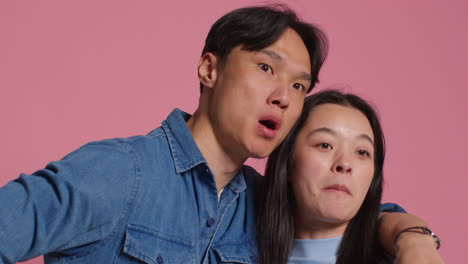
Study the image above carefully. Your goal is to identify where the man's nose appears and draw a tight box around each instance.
[268,80,290,110]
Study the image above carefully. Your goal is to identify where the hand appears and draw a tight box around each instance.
[394,231,445,264]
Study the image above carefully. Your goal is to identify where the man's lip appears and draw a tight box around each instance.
[323,184,351,195]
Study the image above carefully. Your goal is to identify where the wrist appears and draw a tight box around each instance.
[393,226,441,253]
[393,227,440,256]
[394,233,445,264]
[394,231,438,253]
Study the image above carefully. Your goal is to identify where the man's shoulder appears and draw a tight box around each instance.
[87,126,166,150]
[58,125,168,169]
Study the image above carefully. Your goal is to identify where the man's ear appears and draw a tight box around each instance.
[198,52,218,90]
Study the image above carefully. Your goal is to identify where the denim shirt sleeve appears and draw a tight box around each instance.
[0,139,138,263]
[380,202,407,213]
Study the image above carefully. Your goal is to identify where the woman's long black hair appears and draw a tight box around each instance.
[257,90,389,264]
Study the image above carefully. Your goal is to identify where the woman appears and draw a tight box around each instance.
[257,90,391,264]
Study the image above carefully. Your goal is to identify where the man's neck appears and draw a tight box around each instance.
[187,110,246,191]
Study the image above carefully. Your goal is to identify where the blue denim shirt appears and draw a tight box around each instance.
[0,109,404,264]
[0,109,261,264]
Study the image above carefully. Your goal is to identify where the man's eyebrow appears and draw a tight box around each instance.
[260,49,312,81]
[307,127,375,145]
[299,72,312,81]
[260,49,283,61]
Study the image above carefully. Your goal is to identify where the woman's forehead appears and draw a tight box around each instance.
[301,104,374,141]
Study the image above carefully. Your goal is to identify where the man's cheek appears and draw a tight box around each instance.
[283,120,297,135]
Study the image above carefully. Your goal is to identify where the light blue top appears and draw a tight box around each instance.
[288,236,343,264]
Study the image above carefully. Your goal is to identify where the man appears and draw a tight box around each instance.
[0,5,442,264]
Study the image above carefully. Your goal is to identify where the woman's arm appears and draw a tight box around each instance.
[379,212,444,264]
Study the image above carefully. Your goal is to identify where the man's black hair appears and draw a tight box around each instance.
[200,4,328,93]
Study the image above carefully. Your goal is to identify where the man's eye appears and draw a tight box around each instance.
[317,143,332,149]
[292,83,306,92]
[259,63,273,74]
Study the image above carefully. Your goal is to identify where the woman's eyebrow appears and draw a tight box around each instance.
[307,127,374,145]
[357,134,374,145]
[306,127,335,138]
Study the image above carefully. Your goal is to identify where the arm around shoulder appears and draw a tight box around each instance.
[379,210,445,264]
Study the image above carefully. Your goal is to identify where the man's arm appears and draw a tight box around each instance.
[379,212,445,264]
[0,140,136,263]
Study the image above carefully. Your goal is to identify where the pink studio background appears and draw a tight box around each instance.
[0,1,466,263]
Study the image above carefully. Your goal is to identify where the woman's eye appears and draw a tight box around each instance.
[357,150,370,157]
[259,63,273,74]
[292,83,306,92]
[317,143,332,150]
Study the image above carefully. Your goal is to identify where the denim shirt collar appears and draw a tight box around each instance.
[161,109,247,193]
[225,168,247,193]
[162,109,206,174]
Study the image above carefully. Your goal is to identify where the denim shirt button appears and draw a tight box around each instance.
[204,167,210,174]
[206,217,215,227]
[157,255,164,264]
[250,256,258,263]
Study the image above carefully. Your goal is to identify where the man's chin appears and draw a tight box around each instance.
[247,146,275,159]
[243,138,280,159]
[249,153,269,159]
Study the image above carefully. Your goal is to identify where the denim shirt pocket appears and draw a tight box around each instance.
[122,224,194,264]
[212,238,259,264]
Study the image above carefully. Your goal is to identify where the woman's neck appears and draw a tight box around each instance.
[294,213,348,239]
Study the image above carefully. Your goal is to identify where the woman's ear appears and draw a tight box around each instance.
[198,52,218,90]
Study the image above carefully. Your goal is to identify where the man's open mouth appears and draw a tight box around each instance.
[259,119,277,130]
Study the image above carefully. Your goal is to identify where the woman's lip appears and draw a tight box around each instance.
[323,184,351,195]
